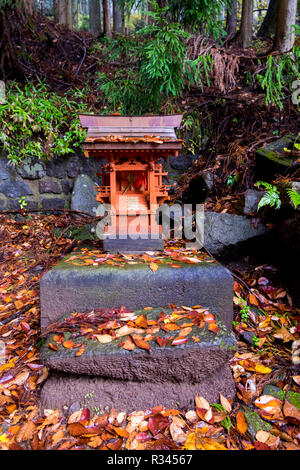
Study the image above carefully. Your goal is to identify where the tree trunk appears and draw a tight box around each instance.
[20,0,34,16]
[274,0,297,51]
[113,0,123,33]
[58,0,67,24]
[257,0,279,38]
[66,0,74,28]
[102,0,112,37]
[226,0,238,38]
[53,0,58,21]
[89,0,101,35]
[236,0,253,48]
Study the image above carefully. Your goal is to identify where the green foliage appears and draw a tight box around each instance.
[96,3,213,114]
[256,181,282,210]
[237,297,251,323]
[256,40,300,110]
[286,188,300,209]
[226,172,238,187]
[0,80,88,165]
[168,0,228,39]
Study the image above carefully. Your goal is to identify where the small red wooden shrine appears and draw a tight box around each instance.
[79,114,183,250]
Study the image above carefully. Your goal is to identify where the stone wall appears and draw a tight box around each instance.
[0,152,106,212]
[0,151,196,212]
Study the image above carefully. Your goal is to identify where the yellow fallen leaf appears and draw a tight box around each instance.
[149,262,159,272]
[184,432,227,451]
[95,334,113,344]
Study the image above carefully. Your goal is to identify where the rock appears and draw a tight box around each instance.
[46,158,67,179]
[0,195,7,210]
[39,180,62,194]
[240,330,256,345]
[8,199,39,211]
[256,134,298,167]
[61,179,73,194]
[169,154,195,171]
[204,211,268,254]
[291,182,300,193]
[40,251,233,331]
[71,174,97,216]
[263,384,285,401]
[42,198,66,210]
[286,391,300,410]
[40,308,237,382]
[0,178,33,198]
[242,406,272,442]
[0,156,12,180]
[203,172,214,191]
[40,365,236,413]
[243,189,263,214]
[16,158,46,180]
[67,155,82,178]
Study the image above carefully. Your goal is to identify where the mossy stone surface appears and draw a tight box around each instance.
[256,134,298,167]
[243,406,272,441]
[40,307,237,383]
[40,251,233,331]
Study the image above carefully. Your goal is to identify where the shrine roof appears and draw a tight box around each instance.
[79,114,183,151]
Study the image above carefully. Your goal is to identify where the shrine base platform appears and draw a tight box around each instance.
[40,365,235,413]
[40,252,233,331]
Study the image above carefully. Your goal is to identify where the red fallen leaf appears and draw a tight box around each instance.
[0,373,14,384]
[156,336,169,347]
[148,413,170,436]
[26,363,44,370]
[254,441,271,450]
[131,335,151,351]
[171,337,189,346]
[48,343,58,351]
[258,277,269,286]
[169,264,182,269]
[80,408,91,423]
[204,313,215,323]
[136,432,152,442]
[149,436,180,450]
[20,321,30,332]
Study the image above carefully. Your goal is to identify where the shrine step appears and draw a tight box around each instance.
[40,308,237,383]
[39,365,236,413]
[40,252,233,331]
[103,236,164,254]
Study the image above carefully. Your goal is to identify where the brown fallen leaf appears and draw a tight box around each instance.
[16,420,37,443]
[283,400,300,423]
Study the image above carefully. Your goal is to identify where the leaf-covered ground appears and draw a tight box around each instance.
[0,214,299,451]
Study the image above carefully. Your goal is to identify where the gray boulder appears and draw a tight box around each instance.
[71,174,97,216]
[243,189,263,214]
[204,211,268,254]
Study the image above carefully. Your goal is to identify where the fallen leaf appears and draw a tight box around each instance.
[236,410,248,435]
[95,334,113,344]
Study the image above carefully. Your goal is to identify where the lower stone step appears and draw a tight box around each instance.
[40,249,233,331]
[40,365,235,413]
[40,308,237,384]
